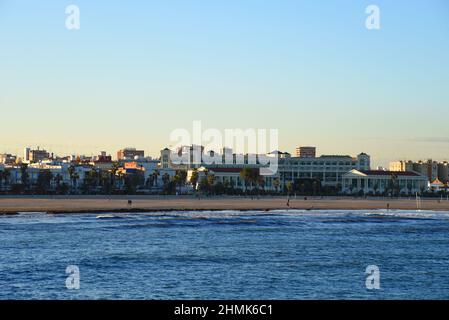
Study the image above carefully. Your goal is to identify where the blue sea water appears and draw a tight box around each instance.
[0,209,449,300]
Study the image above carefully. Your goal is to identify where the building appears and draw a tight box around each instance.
[342,169,428,195]
[0,153,17,165]
[161,146,370,191]
[438,162,449,184]
[390,159,441,182]
[28,147,50,163]
[278,152,371,189]
[389,160,413,172]
[295,146,316,158]
[117,148,145,161]
[91,152,113,170]
[430,178,446,193]
[160,148,172,169]
[187,166,280,191]
[24,147,30,162]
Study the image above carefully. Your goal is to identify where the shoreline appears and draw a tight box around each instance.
[1,195,449,215]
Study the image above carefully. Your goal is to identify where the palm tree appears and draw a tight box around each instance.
[273,178,280,194]
[174,170,187,194]
[36,170,53,194]
[117,171,125,190]
[285,181,293,196]
[207,173,215,188]
[20,164,29,190]
[53,173,63,191]
[190,168,199,190]
[162,172,170,188]
[257,176,265,196]
[152,169,160,187]
[110,162,120,190]
[240,168,257,192]
[0,169,10,191]
[67,165,79,192]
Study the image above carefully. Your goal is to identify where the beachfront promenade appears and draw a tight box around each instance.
[1,195,449,214]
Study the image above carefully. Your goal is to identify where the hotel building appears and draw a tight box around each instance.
[278,152,371,189]
[342,169,429,195]
[162,146,370,191]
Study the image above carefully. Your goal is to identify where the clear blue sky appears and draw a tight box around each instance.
[0,0,448,166]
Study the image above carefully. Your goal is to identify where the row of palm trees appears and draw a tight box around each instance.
[1,164,284,195]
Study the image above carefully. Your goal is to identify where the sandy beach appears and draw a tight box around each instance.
[1,195,449,214]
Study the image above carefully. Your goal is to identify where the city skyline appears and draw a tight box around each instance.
[1,143,449,168]
[1,0,449,167]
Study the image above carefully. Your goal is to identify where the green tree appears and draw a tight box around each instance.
[0,168,11,191]
[82,169,99,194]
[240,168,260,192]
[198,177,210,193]
[206,173,216,194]
[124,171,144,194]
[20,163,29,189]
[68,165,79,192]
[190,168,199,189]
[36,170,53,194]
[54,173,63,189]
[161,173,171,194]
[151,169,160,188]
[285,181,293,196]
[110,162,120,190]
[174,170,187,194]
[273,178,280,194]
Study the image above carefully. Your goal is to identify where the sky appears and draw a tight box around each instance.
[0,0,448,166]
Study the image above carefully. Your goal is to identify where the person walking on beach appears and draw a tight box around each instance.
[287,197,290,207]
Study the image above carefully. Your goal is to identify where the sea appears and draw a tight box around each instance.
[1,209,448,299]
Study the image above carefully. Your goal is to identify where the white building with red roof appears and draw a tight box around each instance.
[342,169,429,195]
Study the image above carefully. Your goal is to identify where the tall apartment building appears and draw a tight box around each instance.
[25,147,50,163]
[438,162,449,183]
[390,160,439,182]
[295,146,316,158]
[117,148,145,161]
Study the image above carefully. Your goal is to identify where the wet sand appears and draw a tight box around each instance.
[1,195,449,214]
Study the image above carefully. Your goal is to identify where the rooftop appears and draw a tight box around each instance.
[360,170,421,177]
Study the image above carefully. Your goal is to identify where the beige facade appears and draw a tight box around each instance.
[390,159,445,182]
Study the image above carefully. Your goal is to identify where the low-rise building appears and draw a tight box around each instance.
[342,169,428,195]
[0,153,17,165]
[188,166,280,191]
[117,148,145,161]
[295,146,316,158]
[430,178,446,193]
